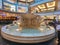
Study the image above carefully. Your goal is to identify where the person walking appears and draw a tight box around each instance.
[56,24,60,42]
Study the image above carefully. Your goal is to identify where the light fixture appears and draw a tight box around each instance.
[46,1,55,8]
[38,4,46,9]
[48,7,55,10]
[41,9,47,11]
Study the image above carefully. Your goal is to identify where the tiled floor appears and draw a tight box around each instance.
[0,25,58,45]
[0,36,58,45]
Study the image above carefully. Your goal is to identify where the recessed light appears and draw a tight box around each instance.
[38,4,46,9]
[46,1,55,8]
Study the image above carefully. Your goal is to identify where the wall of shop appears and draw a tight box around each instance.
[0,0,28,13]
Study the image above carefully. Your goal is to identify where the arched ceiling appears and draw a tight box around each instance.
[30,1,56,13]
[17,0,60,14]
[2,0,60,15]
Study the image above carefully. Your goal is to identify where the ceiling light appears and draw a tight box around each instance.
[38,4,46,9]
[41,9,47,11]
[48,7,55,10]
[46,1,55,8]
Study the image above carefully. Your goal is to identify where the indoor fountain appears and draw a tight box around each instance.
[1,14,55,43]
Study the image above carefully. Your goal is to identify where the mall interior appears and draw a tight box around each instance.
[0,0,60,45]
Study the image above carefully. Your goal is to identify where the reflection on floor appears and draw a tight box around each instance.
[0,25,58,45]
[0,37,58,45]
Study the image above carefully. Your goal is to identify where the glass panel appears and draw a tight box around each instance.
[3,2,16,12]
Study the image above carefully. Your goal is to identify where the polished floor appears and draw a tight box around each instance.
[0,25,59,45]
[0,37,58,45]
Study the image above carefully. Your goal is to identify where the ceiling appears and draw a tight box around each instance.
[30,1,56,13]
[3,0,60,14]
[17,0,60,14]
